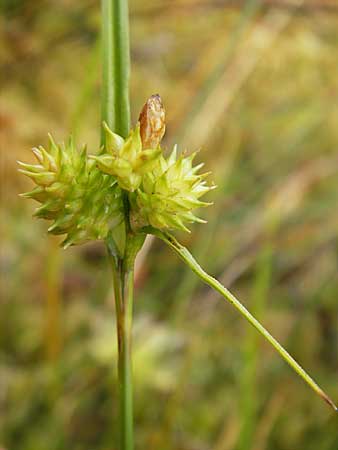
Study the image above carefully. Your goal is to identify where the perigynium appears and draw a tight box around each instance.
[91,122,161,192]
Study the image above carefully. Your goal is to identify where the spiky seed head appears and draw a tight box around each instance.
[19,136,124,249]
[130,147,215,232]
[90,123,162,192]
[90,95,166,192]
[20,95,214,247]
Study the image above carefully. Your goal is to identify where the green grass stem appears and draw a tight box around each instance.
[101,0,133,448]
[150,228,337,412]
[101,0,130,141]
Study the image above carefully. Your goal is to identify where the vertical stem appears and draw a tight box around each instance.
[107,250,134,450]
[101,0,132,448]
[101,0,115,136]
[119,266,134,450]
[112,0,131,138]
[101,0,130,140]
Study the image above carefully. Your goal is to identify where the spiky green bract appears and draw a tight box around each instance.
[130,147,214,232]
[19,135,124,249]
[90,123,161,192]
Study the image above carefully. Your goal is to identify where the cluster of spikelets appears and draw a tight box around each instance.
[18,136,124,248]
[94,124,214,232]
[129,147,212,231]
[19,95,214,248]
[90,123,161,192]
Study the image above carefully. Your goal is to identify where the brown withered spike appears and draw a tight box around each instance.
[138,94,166,149]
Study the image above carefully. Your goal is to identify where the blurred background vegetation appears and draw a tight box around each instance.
[1,1,338,449]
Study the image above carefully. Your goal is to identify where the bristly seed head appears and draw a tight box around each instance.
[18,136,124,248]
[129,146,215,232]
[19,94,214,249]
[90,122,162,192]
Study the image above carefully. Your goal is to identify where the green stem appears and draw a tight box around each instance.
[107,248,134,450]
[150,228,337,412]
[112,0,131,138]
[101,0,130,140]
[101,0,133,448]
[107,231,144,450]
[119,266,134,450]
[101,0,114,137]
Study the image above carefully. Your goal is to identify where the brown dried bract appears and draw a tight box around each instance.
[138,94,165,149]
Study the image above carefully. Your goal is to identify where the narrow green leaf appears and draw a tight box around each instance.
[150,228,337,412]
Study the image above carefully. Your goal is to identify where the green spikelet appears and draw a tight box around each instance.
[19,135,124,249]
[130,146,215,232]
[90,123,161,192]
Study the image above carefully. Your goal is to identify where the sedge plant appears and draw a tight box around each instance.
[18,0,337,449]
